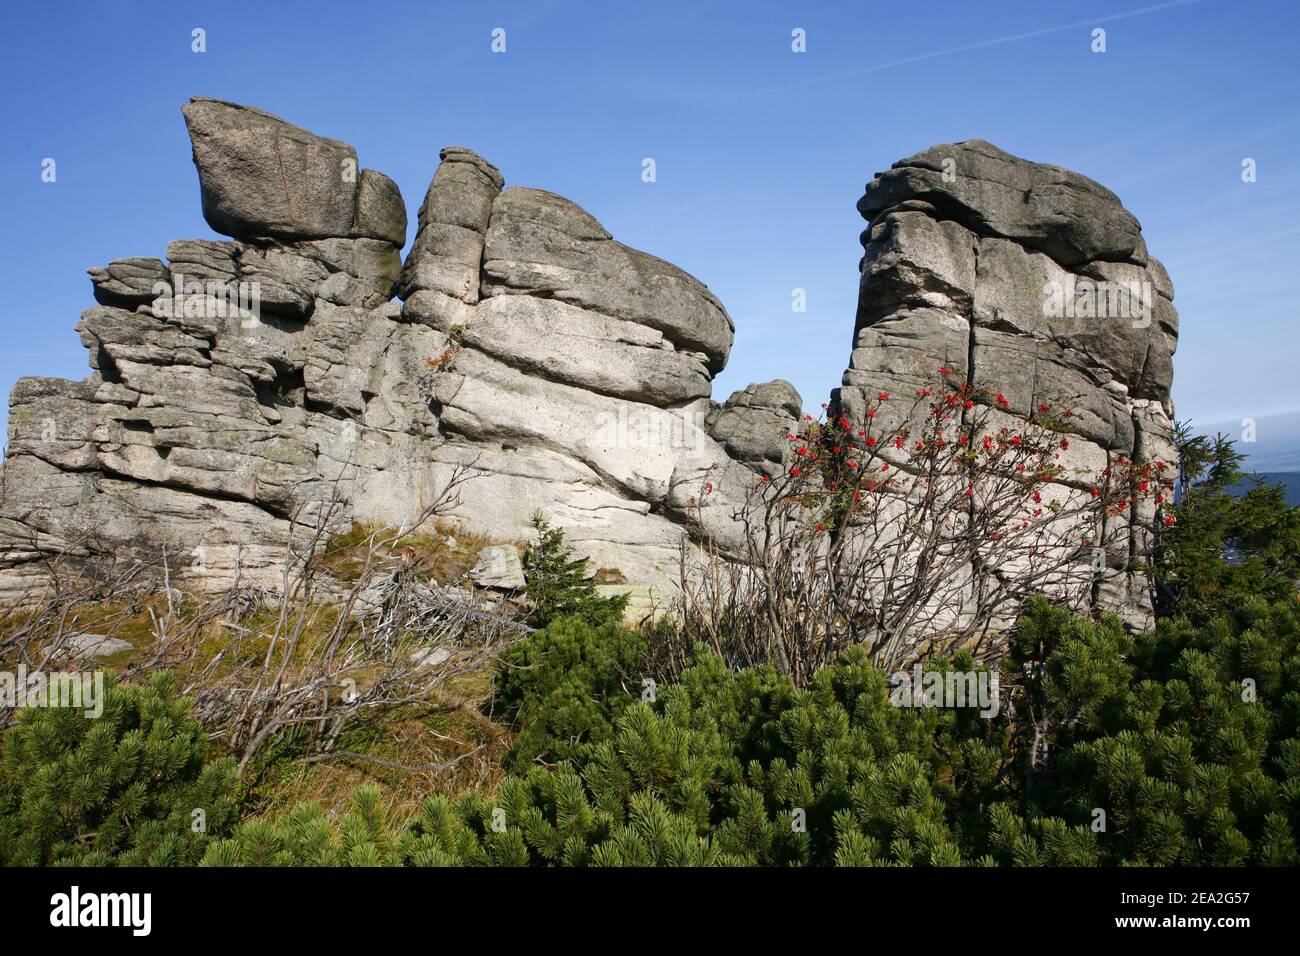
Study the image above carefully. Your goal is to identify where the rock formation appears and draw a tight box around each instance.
[0,98,776,608]
[0,104,1176,629]
[705,381,803,476]
[836,140,1178,626]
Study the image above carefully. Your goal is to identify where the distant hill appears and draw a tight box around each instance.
[1195,410,1300,474]
[1227,472,1300,507]
[1191,410,1300,506]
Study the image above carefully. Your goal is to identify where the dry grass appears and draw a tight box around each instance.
[245,668,512,821]
[316,519,509,587]
[0,592,159,671]
[0,467,540,829]
[1,577,518,821]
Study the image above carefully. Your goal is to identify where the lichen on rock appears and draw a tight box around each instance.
[0,109,1176,631]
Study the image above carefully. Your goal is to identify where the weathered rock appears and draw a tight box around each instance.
[705,380,802,474]
[295,237,402,308]
[182,98,358,241]
[410,645,452,668]
[482,187,734,372]
[470,545,525,590]
[234,244,330,318]
[457,295,712,404]
[839,139,1178,627]
[858,140,1142,267]
[0,103,1179,634]
[88,258,169,309]
[45,632,133,662]
[165,239,239,281]
[399,146,502,305]
[353,169,407,245]
[181,97,406,247]
[6,377,101,471]
[0,97,743,606]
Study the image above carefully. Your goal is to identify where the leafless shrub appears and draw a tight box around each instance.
[0,549,153,726]
[2,460,529,777]
[672,372,1172,684]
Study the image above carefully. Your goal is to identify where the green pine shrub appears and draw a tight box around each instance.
[0,672,240,866]
[494,616,649,768]
[1009,594,1300,865]
[201,784,400,866]
[522,514,628,628]
[201,596,1300,866]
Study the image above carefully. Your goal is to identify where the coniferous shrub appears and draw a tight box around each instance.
[494,616,649,768]
[1157,425,1300,622]
[1010,595,1300,865]
[202,598,1300,866]
[0,672,240,866]
[522,514,628,628]
[201,784,398,866]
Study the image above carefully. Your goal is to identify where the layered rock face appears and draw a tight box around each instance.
[835,140,1178,626]
[0,98,782,606]
[0,107,1176,629]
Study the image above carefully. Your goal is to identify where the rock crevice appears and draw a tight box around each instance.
[1,110,1176,628]
[837,139,1177,626]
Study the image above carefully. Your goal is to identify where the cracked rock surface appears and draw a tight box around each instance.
[0,112,1176,627]
[837,139,1178,627]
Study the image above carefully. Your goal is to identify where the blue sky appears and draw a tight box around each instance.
[2,0,1298,447]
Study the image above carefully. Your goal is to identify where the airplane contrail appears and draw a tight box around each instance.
[726,0,1207,103]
